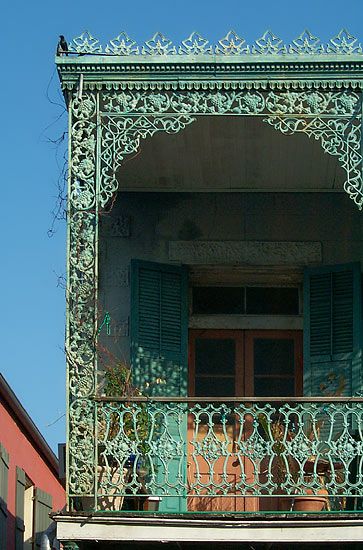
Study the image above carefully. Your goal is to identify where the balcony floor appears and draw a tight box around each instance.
[54,511,363,545]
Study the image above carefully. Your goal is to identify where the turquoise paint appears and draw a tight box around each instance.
[130,260,188,512]
[303,262,363,397]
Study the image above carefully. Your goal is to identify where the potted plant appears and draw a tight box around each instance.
[257,413,336,512]
[292,461,328,512]
[293,456,345,512]
[257,412,297,510]
[100,358,168,512]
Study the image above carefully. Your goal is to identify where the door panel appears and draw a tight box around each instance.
[188,331,247,511]
[189,330,243,396]
[245,330,302,511]
[245,330,303,396]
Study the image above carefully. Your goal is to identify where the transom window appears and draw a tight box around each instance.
[192,286,300,315]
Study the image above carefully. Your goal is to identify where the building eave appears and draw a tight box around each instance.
[56,54,363,92]
[0,373,60,477]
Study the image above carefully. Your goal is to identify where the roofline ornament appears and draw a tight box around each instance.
[66,29,363,56]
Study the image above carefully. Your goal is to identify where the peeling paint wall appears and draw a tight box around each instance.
[98,191,363,361]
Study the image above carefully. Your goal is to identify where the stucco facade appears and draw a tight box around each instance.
[0,375,65,549]
[99,191,363,363]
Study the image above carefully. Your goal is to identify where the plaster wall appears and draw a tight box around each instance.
[0,400,65,550]
[98,191,363,361]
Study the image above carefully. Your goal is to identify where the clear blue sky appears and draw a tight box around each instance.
[1,0,362,453]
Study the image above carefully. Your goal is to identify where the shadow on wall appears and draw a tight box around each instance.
[131,344,188,397]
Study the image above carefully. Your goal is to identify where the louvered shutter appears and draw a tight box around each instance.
[15,467,25,550]
[131,260,188,513]
[34,489,52,548]
[131,260,188,397]
[303,263,362,397]
[0,443,9,550]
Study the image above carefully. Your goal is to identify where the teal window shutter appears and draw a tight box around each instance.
[131,260,188,397]
[34,488,52,549]
[0,443,9,550]
[303,263,362,397]
[131,260,188,513]
[15,467,26,550]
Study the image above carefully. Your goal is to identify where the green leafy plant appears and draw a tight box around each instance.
[101,361,150,451]
[257,413,298,486]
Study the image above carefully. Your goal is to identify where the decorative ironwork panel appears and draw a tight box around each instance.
[79,399,363,513]
[99,89,363,209]
[67,93,99,498]
[97,402,186,499]
[66,84,363,506]
[100,113,196,208]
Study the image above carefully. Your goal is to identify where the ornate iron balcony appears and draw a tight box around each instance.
[71,397,363,514]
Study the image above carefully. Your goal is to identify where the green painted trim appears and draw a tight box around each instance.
[303,262,363,396]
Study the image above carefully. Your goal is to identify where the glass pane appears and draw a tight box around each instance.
[254,339,295,376]
[254,377,295,397]
[193,287,244,314]
[195,339,235,376]
[195,376,235,397]
[246,287,299,315]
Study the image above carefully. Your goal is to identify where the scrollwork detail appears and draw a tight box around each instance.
[179,32,213,55]
[105,32,139,55]
[100,114,196,207]
[100,88,363,209]
[327,29,363,55]
[215,30,249,55]
[67,92,98,499]
[289,30,323,55]
[69,31,102,54]
[265,91,359,116]
[142,32,177,55]
[68,399,95,495]
[264,114,363,208]
[252,30,287,55]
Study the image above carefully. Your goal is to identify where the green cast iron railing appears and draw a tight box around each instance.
[75,397,363,514]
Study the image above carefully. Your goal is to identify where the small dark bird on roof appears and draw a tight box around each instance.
[57,35,68,56]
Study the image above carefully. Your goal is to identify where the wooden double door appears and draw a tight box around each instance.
[189,329,302,398]
[187,329,302,511]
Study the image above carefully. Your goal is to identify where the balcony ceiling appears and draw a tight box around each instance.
[117,116,344,193]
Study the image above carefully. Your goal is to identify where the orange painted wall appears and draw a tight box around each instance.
[0,400,65,549]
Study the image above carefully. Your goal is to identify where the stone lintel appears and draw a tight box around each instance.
[169,240,322,265]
